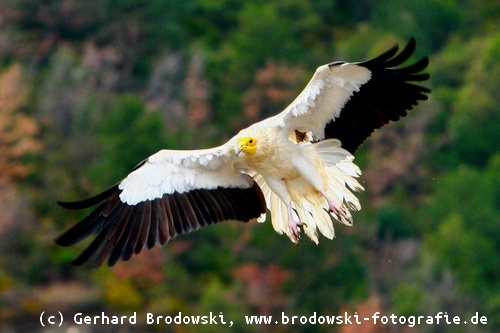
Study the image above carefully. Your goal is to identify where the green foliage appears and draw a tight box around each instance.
[372,0,466,53]
[99,271,145,311]
[204,0,326,126]
[376,203,416,240]
[448,34,500,168]
[426,33,500,175]
[87,94,168,187]
[195,277,252,333]
[391,283,425,316]
[420,156,500,325]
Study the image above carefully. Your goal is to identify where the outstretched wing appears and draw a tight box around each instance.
[273,38,430,152]
[55,144,266,267]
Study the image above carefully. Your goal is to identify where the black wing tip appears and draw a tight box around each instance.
[54,234,73,247]
[417,56,429,70]
[55,187,122,243]
[322,36,430,153]
[69,253,105,268]
[56,182,267,268]
[360,44,399,67]
[360,37,425,70]
[392,36,417,57]
[57,200,83,210]
[406,36,417,51]
[54,226,92,247]
[57,185,120,210]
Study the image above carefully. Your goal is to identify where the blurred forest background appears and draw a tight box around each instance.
[0,0,499,332]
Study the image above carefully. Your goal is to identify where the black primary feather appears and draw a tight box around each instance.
[55,182,266,267]
[323,37,431,153]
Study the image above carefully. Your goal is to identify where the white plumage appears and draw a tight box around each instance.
[118,146,245,204]
[56,38,430,266]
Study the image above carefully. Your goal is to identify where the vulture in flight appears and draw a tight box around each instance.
[56,38,430,267]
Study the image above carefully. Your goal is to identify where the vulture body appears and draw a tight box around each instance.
[56,38,430,267]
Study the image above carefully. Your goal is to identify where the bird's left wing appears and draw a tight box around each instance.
[272,38,430,152]
[55,143,266,267]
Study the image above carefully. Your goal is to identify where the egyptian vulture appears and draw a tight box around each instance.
[56,38,430,267]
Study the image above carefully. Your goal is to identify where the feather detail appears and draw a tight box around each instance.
[246,138,363,244]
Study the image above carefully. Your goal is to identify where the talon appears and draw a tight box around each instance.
[289,220,304,244]
[329,203,348,219]
[320,190,349,220]
[287,203,305,244]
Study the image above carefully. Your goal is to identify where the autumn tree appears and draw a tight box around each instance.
[0,64,41,184]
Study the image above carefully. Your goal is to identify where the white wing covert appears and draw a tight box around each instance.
[55,143,266,267]
[273,63,371,141]
[119,145,252,205]
[270,38,430,153]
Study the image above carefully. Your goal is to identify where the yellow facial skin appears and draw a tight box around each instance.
[237,136,257,156]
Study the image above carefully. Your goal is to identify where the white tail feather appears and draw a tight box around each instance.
[245,139,363,243]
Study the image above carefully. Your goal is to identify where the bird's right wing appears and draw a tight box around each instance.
[55,143,266,267]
